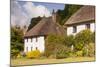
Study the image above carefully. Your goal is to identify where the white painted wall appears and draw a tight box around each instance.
[90,23,95,32]
[67,23,95,35]
[24,36,45,53]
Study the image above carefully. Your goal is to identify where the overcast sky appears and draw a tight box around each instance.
[11,0,65,27]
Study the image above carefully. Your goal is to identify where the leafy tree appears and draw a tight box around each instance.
[27,16,42,31]
[11,26,24,58]
[57,4,82,25]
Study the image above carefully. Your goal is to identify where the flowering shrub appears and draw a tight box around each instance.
[26,50,41,59]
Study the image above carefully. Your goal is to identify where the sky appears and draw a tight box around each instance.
[11,0,65,27]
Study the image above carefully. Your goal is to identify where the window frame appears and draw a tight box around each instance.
[31,46,33,51]
[31,38,32,42]
[26,38,28,42]
[86,23,90,29]
[73,26,77,33]
[26,47,28,52]
[36,37,38,42]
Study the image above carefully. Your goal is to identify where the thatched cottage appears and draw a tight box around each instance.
[24,10,65,53]
[64,5,95,35]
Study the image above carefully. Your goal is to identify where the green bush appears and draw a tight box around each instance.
[11,49,19,58]
[76,51,83,57]
[26,50,41,59]
[44,30,95,58]
[17,53,22,58]
[69,52,77,57]
[75,42,84,51]
[48,54,56,59]
[45,34,65,57]
[90,32,95,43]
[82,47,88,57]
[64,35,75,47]
[55,44,70,59]
[88,43,95,57]
[75,29,92,45]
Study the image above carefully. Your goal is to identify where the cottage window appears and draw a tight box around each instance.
[86,24,90,29]
[36,47,38,50]
[36,37,38,42]
[26,38,28,42]
[26,47,28,52]
[31,38,32,42]
[73,26,77,33]
[31,47,33,51]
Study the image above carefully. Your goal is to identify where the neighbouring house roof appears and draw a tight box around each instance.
[64,5,95,26]
[24,17,66,38]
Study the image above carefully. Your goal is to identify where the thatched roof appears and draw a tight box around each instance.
[64,5,95,26]
[24,17,66,37]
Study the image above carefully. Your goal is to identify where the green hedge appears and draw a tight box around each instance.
[44,29,95,58]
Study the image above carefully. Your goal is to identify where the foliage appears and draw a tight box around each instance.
[75,29,92,45]
[45,34,74,58]
[82,47,88,56]
[90,32,95,43]
[74,30,95,57]
[45,31,95,58]
[17,53,22,58]
[64,35,75,47]
[26,50,41,59]
[88,43,95,57]
[57,4,82,25]
[75,42,84,51]
[45,34,65,57]
[27,16,42,31]
[69,52,77,57]
[76,51,83,57]
[11,49,19,58]
[11,26,24,58]
[55,44,70,59]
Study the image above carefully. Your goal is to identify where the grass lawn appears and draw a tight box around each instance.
[11,57,95,66]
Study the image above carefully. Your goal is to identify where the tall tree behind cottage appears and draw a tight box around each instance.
[27,5,82,31]
[27,16,42,31]
[57,4,82,25]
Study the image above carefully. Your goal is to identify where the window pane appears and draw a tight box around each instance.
[73,26,77,33]
[31,38,32,42]
[36,37,38,42]
[26,47,28,52]
[86,24,90,29]
[31,47,33,51]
